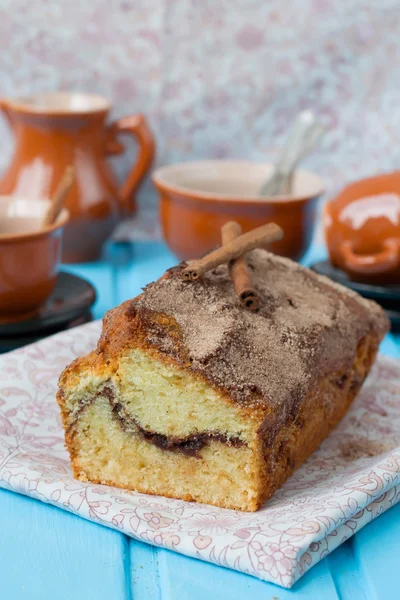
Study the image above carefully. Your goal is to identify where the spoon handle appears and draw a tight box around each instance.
[275,110,321,175]
[260,111,324,196]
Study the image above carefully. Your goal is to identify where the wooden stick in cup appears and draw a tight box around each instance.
[221,221,260,311]
[43,166,75,227]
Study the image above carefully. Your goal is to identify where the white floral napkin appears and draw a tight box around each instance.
[0,321,399,589]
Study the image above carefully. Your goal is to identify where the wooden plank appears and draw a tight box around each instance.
[110,242,177,304]
[379,333,400,358]
[390,332,400,353]
[0,488,129,600]
[130,541,162,600]
[63,261,116,320]
[328,542,368,600]
[351,502,400,600]
[129,541,341,600]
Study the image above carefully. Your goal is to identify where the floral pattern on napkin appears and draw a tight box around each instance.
[0,321,399,588]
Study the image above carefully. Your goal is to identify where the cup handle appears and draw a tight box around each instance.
[105,114,155,215]
[340,238,400,274]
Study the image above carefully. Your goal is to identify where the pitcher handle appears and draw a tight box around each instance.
[340,239,400,274]
[105,114,155,215]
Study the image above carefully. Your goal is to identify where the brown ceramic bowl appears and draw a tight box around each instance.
[153,160,324,261]
[0,198,68,322]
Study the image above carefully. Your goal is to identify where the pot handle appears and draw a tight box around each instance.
[105,114,155,215]
[340,238,400,274]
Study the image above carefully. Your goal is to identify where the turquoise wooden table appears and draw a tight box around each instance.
[1,240,399,600]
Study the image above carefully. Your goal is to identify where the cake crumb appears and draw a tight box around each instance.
[340,438,398,461]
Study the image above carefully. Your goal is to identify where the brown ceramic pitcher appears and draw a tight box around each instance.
[0,92,155,262]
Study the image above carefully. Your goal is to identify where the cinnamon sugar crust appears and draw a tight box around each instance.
[94,250,388,422]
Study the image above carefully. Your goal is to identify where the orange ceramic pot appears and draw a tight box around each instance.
[0,198,68,322]
[153,161,324,261]
[0,92,155,263]
[325,172,400,283]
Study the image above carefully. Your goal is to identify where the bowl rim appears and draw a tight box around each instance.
[152,160,325,203]
[1,92,111,116]
[0,201,69,243]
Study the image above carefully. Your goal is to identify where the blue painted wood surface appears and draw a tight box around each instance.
[1,241,399,600]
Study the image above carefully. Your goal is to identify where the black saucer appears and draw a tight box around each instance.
[311,261,400,301]
[0,272,96,337]
[311,261,400,330]
[0,310,93,353]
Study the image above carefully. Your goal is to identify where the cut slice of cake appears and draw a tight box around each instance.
[57,250,389,511]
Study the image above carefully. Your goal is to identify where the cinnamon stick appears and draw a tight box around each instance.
[181,222,283,280]
[43,166,75,227]
[221,221,260,311]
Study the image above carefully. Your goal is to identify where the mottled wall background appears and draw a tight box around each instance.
[1,0,400,238]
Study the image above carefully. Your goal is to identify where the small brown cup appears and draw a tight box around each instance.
[153,160,324,261]
[0,198,68,322]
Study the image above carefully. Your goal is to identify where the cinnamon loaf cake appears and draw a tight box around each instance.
[57,250,389,511]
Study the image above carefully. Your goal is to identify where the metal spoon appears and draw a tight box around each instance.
[259,110,324,197]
